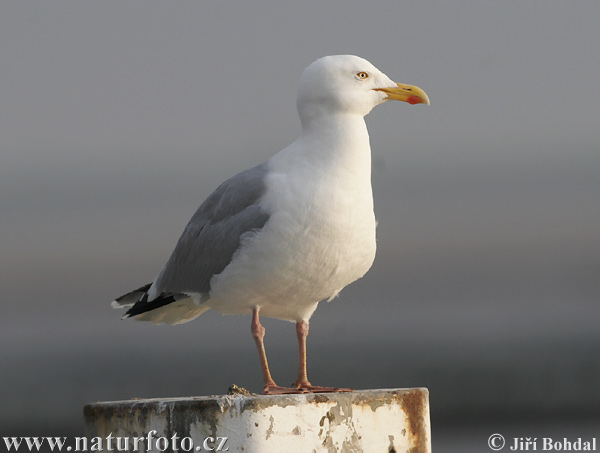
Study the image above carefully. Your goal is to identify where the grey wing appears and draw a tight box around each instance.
[150,162,271,299]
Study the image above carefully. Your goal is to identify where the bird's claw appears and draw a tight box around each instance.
[262,384,310,395]
[293,381,354,393]
[299,386,353,393]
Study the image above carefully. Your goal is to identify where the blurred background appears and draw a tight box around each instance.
[1,1,598,450]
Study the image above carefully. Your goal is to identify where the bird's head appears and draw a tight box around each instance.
[297,55,429,122]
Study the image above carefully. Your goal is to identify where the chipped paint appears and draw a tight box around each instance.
[85,388,431,452]
[265,415,275,440]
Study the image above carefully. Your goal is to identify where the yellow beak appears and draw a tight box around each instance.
[374,82,430,106]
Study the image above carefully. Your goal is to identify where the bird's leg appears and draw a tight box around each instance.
[293,320,353,393]
[251,308,307,395]
[292,320,311,387]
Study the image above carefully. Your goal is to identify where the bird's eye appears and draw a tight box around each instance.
[356,72,369,80]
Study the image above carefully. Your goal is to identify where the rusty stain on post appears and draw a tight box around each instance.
[400,389,430,452]
[85,388,431,452]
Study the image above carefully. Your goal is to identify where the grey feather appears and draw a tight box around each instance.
[151,162,270,297]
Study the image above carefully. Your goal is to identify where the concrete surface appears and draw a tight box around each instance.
[84,387,431,452]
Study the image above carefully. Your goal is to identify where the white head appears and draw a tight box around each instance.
[297,55,429,125]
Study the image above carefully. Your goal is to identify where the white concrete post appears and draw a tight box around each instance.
[84,388,431,452]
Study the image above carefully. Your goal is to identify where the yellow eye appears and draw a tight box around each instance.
[356,72,369,80]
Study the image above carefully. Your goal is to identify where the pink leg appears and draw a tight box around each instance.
[251,308,307,395]
[292,320,353,393]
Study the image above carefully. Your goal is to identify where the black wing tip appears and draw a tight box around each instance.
[124,293,178,318]
[114,283,152,303]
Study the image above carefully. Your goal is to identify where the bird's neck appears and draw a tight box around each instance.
[295,113,371,172]
[268,112,374,218]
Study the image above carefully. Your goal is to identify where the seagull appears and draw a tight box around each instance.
[112,55,429,394]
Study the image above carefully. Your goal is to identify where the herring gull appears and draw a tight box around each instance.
[112,55,429,394]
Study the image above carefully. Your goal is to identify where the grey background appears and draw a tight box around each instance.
[1,1,599,450]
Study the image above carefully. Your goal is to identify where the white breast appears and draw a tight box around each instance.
[208,115,377,322]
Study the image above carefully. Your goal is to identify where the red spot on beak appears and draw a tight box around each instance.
[407,95,421,105]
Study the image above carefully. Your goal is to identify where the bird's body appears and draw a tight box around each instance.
[211,117,377,322]
[113,55,429,393]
